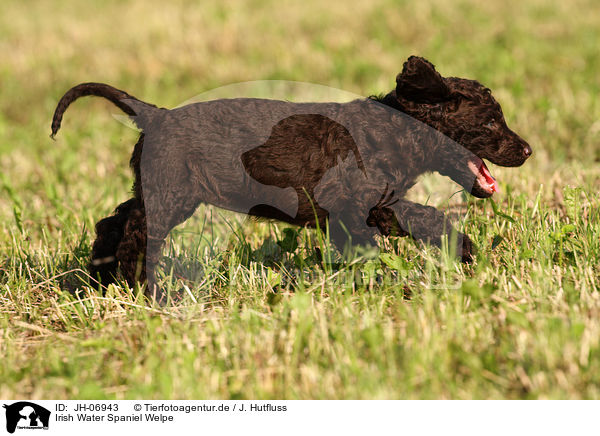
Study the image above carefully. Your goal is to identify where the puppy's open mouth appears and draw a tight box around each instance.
[468,157,498,195]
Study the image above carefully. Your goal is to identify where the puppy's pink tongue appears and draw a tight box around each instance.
[479,162,498,193]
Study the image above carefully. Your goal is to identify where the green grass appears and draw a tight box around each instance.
[1,0,600,399]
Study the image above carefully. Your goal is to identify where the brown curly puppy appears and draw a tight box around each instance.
[51,56,531,303]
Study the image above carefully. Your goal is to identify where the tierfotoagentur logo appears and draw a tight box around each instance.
[3,402,50,434]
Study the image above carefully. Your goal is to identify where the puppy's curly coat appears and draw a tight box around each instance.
[51,56,531,303]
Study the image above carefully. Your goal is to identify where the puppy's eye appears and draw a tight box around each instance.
[485,120,495,128]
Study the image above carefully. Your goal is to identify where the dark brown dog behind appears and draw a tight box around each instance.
[51,56,531,304]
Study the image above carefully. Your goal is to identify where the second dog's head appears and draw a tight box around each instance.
[383,56,532,197]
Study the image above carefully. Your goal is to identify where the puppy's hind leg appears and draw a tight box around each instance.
[119,192,201,306]
[115,203,148,292]
[89,198,139,291]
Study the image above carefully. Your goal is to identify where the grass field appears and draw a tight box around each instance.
[1,0,600,399]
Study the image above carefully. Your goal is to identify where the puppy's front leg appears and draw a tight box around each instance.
[367,199,474,262]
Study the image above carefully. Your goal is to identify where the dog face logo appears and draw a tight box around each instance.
[2,402,50,434]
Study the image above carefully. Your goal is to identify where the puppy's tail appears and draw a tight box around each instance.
[50,82,160,139]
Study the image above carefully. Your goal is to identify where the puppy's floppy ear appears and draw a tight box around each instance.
[396,56,450,103]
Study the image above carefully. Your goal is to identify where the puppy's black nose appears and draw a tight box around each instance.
[523,145,532,157]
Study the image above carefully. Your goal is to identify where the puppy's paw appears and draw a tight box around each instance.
[460,234,476,264]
